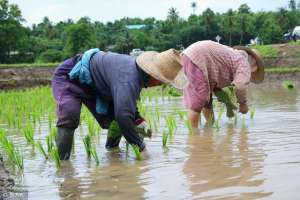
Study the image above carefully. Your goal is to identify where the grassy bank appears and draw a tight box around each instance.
[252,45,279,58]
[265,67,300,73]
[0,63,58,69]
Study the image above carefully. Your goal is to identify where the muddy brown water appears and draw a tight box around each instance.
[3,81,300,200]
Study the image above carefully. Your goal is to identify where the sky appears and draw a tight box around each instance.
[10,0,290,26]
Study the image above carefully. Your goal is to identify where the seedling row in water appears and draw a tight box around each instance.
[0,86,255,171]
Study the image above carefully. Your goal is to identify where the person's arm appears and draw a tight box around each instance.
[112,83,145,151]
[232,59,251,114]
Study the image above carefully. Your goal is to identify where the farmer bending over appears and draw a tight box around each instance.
[52,48,185,160]
[181,40,264,128]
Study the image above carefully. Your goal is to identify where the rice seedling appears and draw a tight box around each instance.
[250,107,256,119]
[86,117,96,137]
[242,116,246,128]
[234,114,238,126]
[214,87,237,118]
[90,146,100,165]
[213,106,225,130]
[83,135,92,158]
[50,148,61,169]
[35,141,48,159]
[46,135,54,153]
[131,144,142,160]
[178,110,186,120]
[0,129,24,170]
[185,119,193,134]
[162,131,169,147]
[282,80,295,90]
[23,124,34,144]
[165,115,176,136]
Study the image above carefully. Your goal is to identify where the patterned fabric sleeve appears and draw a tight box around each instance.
[232,57,251,104]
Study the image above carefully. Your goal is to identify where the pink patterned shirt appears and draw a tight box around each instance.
[182,40,251,104]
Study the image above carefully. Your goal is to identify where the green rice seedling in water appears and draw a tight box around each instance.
[0,129,24,170]
[90,146,100,165]
[234,114,238,126]
[213,106,225,130]
[46,135,54,153]
[162,131,169,147]
[23,124,34,144]
[83,135,92,158]
[35,141,48,159]
[215,87,237,118]
[282,80,295,90]
[250,107,256,119]
[50,148,61,169]
[131,144,142,160]
[87,117,96,137]
[165,115,176,136]
[185,119,193,134]
[178,110,186,120]
[242,116,246,128]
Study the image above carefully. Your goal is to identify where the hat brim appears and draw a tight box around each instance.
[233,46,264,83]
[136,51,187,89]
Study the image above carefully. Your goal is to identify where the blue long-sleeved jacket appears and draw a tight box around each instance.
[89,51,145,150]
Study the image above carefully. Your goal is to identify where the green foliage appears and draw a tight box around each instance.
[252,45,279,57]
[36,49,64,63]
[266,67,300,73]
[3,1,300,63]
[64,23,96,56]
[0,63,58,68]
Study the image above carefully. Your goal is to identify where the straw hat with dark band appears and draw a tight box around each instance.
[136,49,188,89]
[233,46,264,83]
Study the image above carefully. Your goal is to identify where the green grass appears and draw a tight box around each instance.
[266,67,300,73]
[252,45,279,57]
[0,63,58,69]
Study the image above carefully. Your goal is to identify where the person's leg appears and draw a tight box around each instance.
[52,79,82,160]
[202,94,214,123]
[181,54,210,128]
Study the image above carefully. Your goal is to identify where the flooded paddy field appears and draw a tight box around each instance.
[0,81,299,200]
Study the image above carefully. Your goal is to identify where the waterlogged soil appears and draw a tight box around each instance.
[2,81,300,200]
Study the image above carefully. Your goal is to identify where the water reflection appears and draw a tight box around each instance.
[183,126,273,199]
[57,152,146,200]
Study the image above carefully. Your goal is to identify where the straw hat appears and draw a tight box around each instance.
[233,46,264,83]
[136,49,188,89]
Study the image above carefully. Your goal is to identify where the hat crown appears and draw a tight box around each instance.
[136,48,188,89]
[155,49,182,80]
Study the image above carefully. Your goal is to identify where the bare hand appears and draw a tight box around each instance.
[239,103,249,114]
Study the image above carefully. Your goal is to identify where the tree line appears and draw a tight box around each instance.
[0,0,300,63]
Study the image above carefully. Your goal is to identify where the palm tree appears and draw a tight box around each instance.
[191,1,197,15]
[167,7,179,25]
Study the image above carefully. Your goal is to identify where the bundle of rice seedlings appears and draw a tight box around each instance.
[214,87,237,118]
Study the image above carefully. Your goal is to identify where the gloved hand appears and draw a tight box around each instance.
[135,118,152,138]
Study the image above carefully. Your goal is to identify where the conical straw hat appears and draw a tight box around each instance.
[136,49,188,89]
